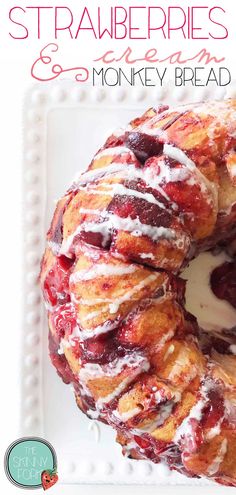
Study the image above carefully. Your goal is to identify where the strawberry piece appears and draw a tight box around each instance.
[58,255,74,271]
[210,261,236,309]
[201,389,225,430]
[81,338,108,362]
[80,335,129,365]
[41,469,58,491]
[133,435,151,450]
[125,131,163,163]
[108,195,172,228]
[80,230,108,248]
[43,256,74,307]
[165,180,204,213]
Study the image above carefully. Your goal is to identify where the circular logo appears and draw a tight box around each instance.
[4,437,58,489]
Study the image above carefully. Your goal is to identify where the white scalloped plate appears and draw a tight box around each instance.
[22,81,236,485]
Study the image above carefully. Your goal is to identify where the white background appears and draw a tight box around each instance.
[1,0,236,493]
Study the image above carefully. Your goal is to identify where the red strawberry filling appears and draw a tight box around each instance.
[49,333,77,384]
[50,303,77,340]
[125,131,164,164]
[201,389,225,430]
[43,255,74,307]
[80,333,138,365]
[134,435,152,450]
[210,261,236,309]
[108,195,172,228]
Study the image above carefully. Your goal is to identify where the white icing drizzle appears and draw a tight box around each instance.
[152,329,175,351]
[71,273,161,337]
[80,353,147,379]
[58,337,75,355]
[133,401,175,434]
[76,273,159,340]
[140,252,155,260]
[228,163,236,178]
[118,386,182,430]
[69,275,170,341]
[78,297,114,306]
[72,319,120,340]
[75,162,175,206]
[174,378,226,447]
[73,163,126,186]
[112,126,128,137]
[164,144,199,175]
[79,353,150,408]
[219,201,236,215]
[137,120,168,139]
[229,345,236,355]
[206,419,223,441]
[82,310,102,321]
[168,348,198,383]
[163,143,217,206]
[87,409,100,420]
[163,343,175,361]
[47,240,60,255]
[75,144,215,221]
[96,374,140,409]
[165,167,191,183]
[93,146,131,161]
[61,208,187,254]
[113,407,142,422]
[207,438,228,476]
[174,385,209,444]
[45,301,54,312]
[108,273,158,314]
[81,182,167,211]
[70,263,137,283]
[154,389,181,404]
[136,164,174,203]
